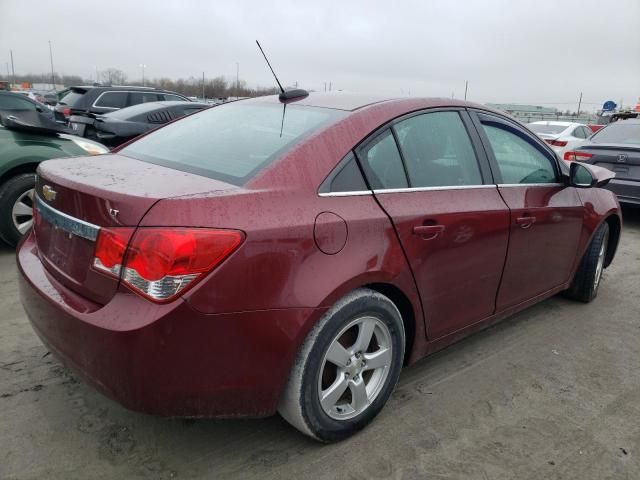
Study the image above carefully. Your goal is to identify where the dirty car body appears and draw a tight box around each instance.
[17,94,621,428]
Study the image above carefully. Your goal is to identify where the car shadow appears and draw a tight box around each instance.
[621,204,640,228]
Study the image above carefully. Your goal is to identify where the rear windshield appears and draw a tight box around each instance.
[527,124,567,134]
[59,89,87,106]
[591,122,640,145]
[119,102,346,185]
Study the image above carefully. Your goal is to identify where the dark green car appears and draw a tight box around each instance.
[0,120,108,246]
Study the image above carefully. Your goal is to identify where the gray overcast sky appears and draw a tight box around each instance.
[1,0,638,111]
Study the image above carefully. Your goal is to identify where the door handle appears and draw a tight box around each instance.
[516,216,537,229]
[412,224,445,240]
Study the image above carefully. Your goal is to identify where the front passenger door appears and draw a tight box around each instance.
[472,112,584,310]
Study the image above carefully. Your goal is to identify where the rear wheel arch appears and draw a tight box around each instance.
[603,214,621,268]
[364,282,415,365]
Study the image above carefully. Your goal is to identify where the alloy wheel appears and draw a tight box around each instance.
[12,188,35,234]
[318,315,393,420]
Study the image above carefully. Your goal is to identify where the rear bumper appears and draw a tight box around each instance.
[17,231,321,417]
[607,179,640,205]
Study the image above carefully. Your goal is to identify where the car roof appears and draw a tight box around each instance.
[245,92,489,113]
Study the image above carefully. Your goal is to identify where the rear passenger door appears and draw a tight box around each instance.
[470,111,584,310]
[356,109,510,339]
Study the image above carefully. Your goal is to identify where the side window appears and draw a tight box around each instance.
[582,126,592,138]
[481,122,558,184]
[357,130,408,189]
[328,153,368,192]
[129,92,160,105]
[0,95,37,111]
[95,92,128,109]
[162,94,186,102]
[394,111,482,187]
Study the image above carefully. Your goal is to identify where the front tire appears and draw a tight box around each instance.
[565,222,609,302]
[278,288,405,442]
[0,174,36,247]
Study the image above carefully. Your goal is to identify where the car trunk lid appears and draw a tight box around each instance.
[33,154,235,305]
[578,143,640,181]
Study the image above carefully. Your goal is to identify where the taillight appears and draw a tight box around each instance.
[62,107,71,118]
[93,228,244,302]
[563,151,593,162]
[94,227,134,276]
[545,139,568,147]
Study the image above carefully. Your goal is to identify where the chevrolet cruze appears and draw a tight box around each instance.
[17,93,621,442]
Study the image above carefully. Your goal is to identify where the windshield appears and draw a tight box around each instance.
[591,122,640,145]
[120,102,346,185]
[527,124,568,135]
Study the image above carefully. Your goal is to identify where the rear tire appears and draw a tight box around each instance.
[0,174,36,247]
[278,288,405,442]
[565,222,609,303]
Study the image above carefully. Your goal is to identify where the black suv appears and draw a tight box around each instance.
[54,85,190,122]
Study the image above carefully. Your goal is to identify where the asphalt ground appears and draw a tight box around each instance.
[1,207,639,480]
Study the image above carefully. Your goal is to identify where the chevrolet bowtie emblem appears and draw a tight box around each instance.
[42,185,57,202]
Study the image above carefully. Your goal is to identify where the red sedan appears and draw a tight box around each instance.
[17,93,621,442]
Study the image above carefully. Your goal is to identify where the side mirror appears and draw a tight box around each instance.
[35,105,44,112]
[569,162,596,188]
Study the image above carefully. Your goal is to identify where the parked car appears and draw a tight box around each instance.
[16,90,47,104]
[564,118,640,205]
[69,101,209,148]
[0,91,60,131]
[43,92,59,106]
[54,86,190,123]
[17,94,621,442]
[527,121,592,158]
[0,111,108,246]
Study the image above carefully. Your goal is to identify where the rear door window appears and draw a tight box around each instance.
[94,91,128,109]
[129,92,160,105]
[162,94,187,102]
[357,130,408,189]
[393,111,483,187]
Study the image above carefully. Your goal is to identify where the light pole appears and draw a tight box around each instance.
[236,62,239,96]
[140,64,146,86]
[48,40,56,91]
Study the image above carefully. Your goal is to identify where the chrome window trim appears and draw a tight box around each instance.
[497,183,564,188]
[318,183,564,196]
[373,184,495,194]
[318,190,373,197]
[35,195,100,241]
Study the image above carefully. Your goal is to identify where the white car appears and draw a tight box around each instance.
[527,121,593,158]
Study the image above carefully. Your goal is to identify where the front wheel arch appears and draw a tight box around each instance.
[603,214,621,268]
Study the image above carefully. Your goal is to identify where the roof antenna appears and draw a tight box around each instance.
[255,40,309,102]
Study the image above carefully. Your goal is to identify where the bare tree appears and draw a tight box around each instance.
[99,68,127,85]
